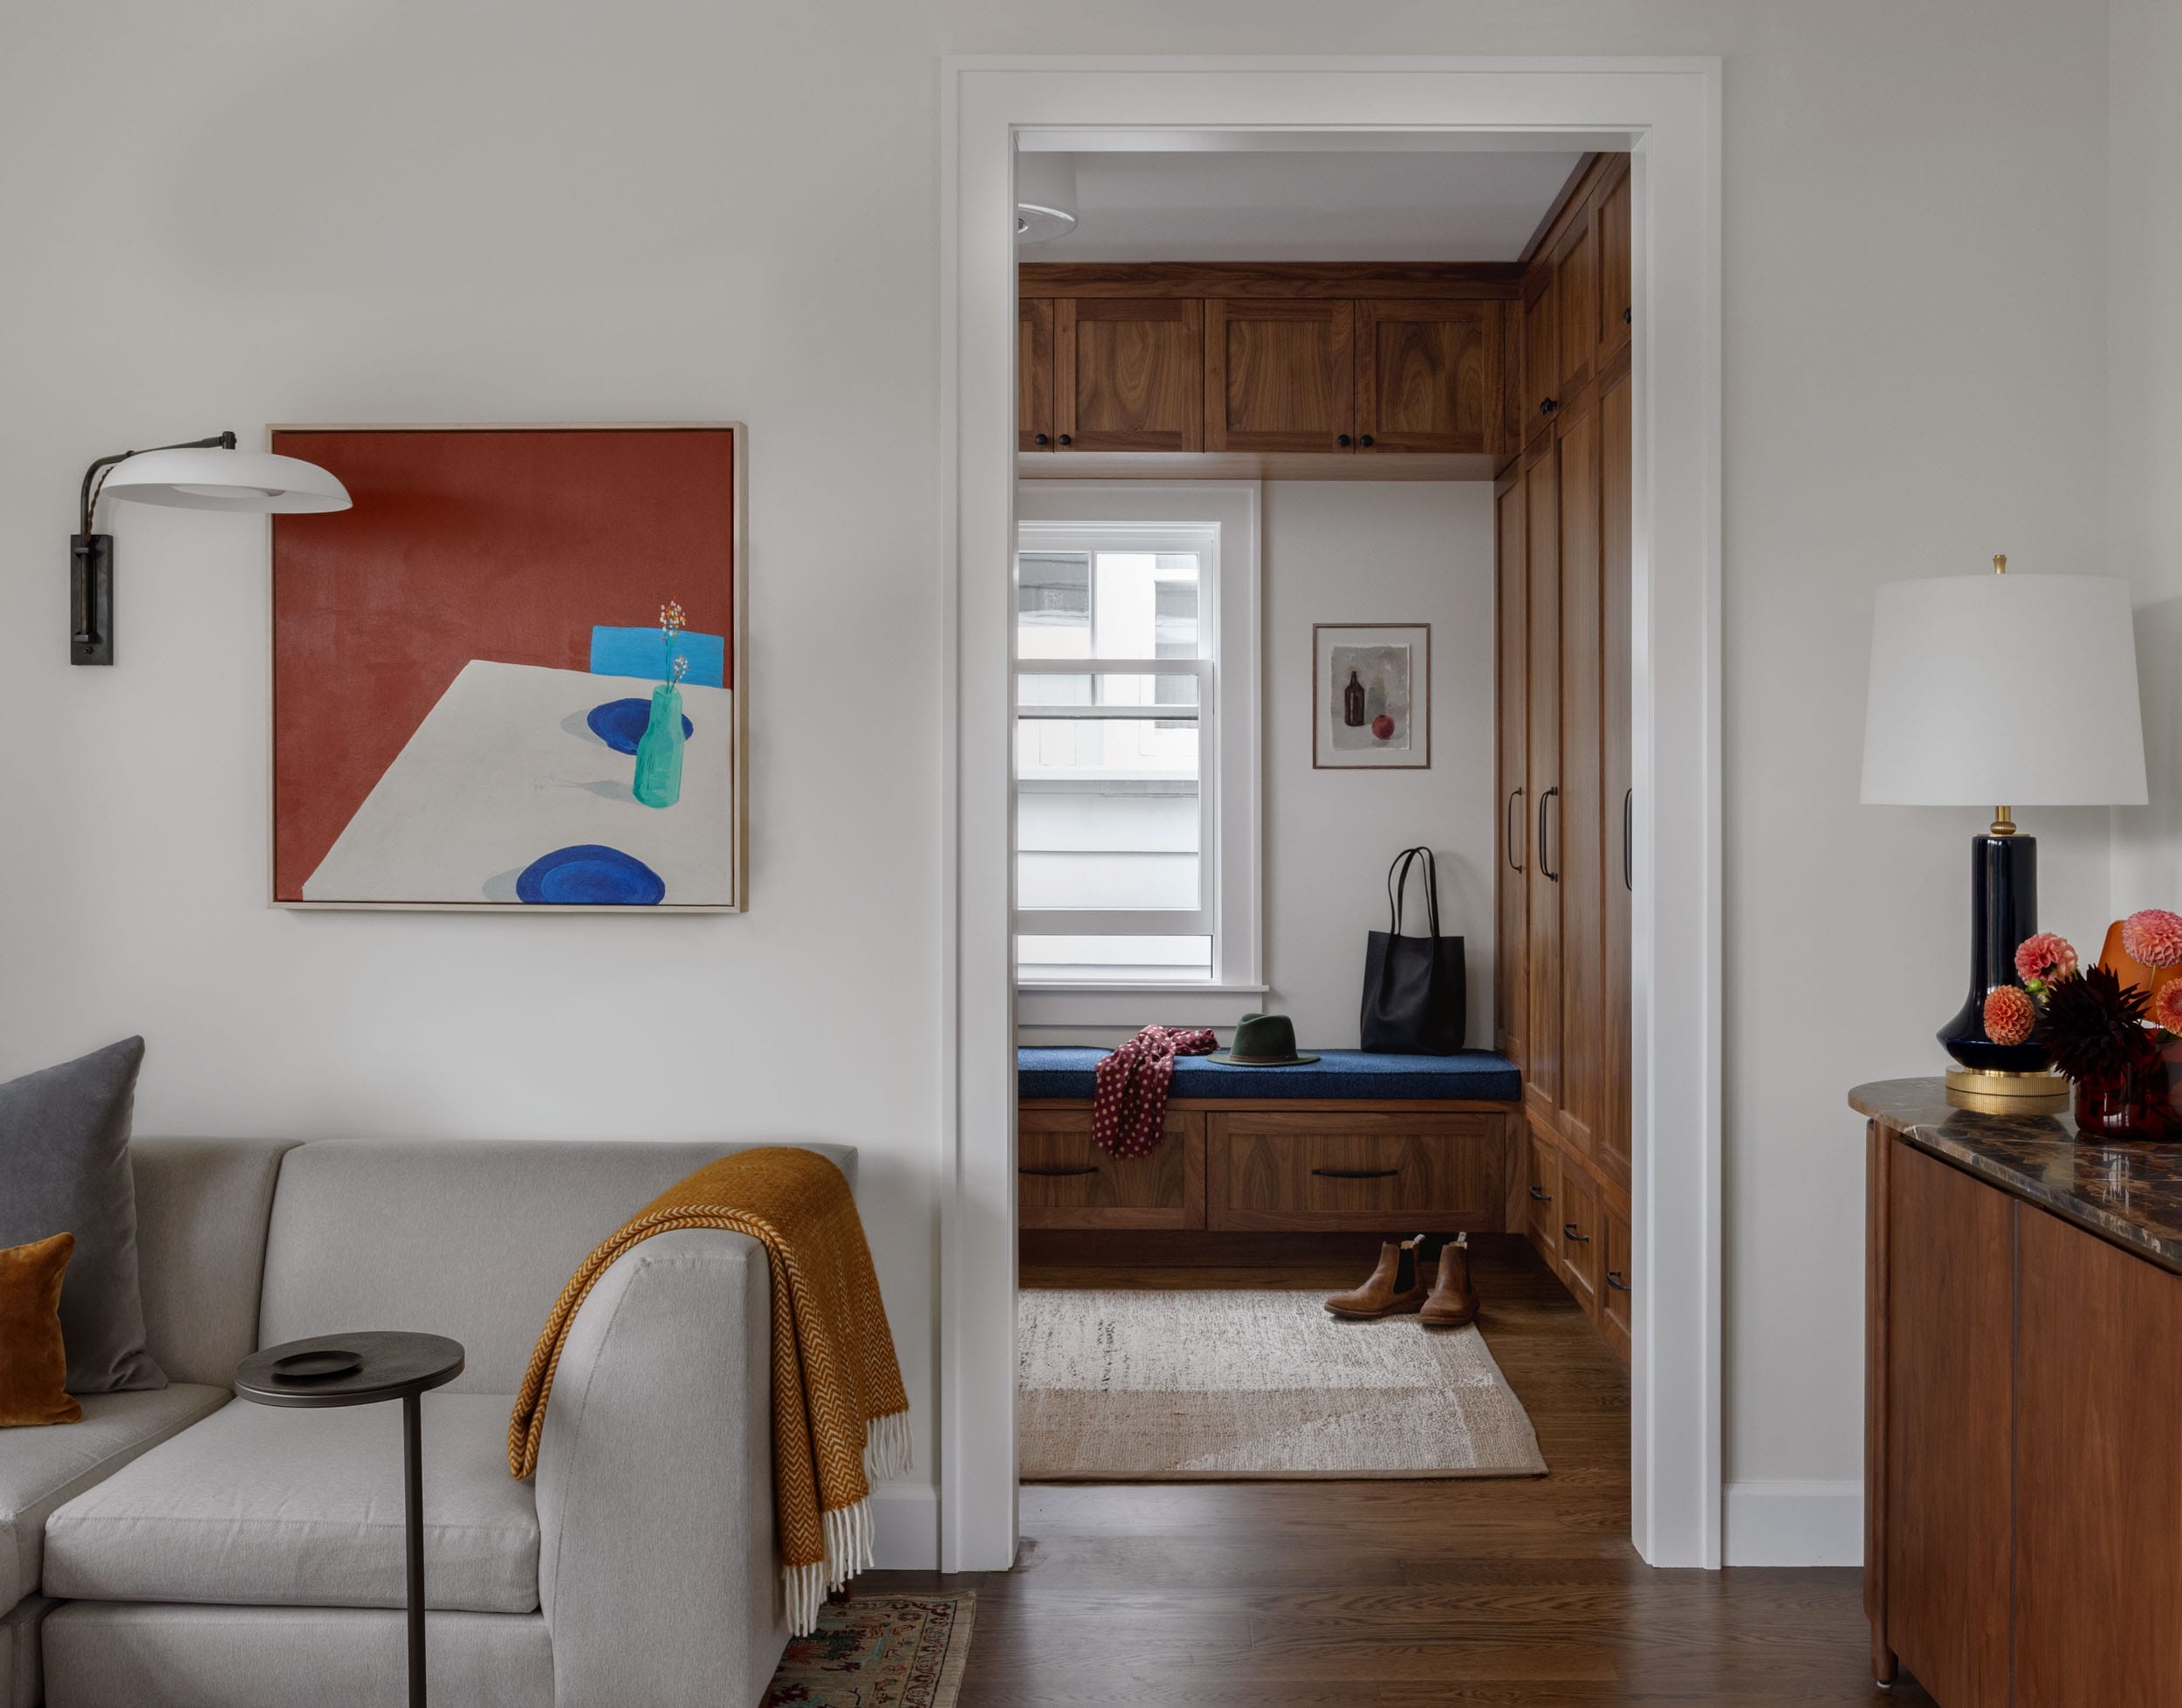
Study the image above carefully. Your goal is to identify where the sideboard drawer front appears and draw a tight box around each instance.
[1019,1108,1204,1229]
[1211,1112,1506,1231]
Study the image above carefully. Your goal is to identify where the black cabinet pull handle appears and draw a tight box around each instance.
[1538,785,1560,881]
[1337,434,1352,447]
[1607,1269,1631,1293]
[1019,1164,1098,1177]
[1540,396,1559,416]
[1359,434,1375,447]
[1312,1167,1399,1180]
[1527,1185,1552,1203]
[1033,432,1050,446]
[1562,1222,1591,1244]
[1056,433,1072,446]
[1623,787,1633,892]
[1623,306,1633,325]
[1506,785,1526,872]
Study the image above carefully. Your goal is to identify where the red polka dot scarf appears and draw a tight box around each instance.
[1091,1025,1218,1159]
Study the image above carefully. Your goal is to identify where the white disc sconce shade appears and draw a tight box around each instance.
[1016,149,1078,245]
[99,446,352,513]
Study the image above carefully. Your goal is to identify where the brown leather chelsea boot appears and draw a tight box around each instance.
[1419,1232,1479,1329]
[1324,1236,1428,1320]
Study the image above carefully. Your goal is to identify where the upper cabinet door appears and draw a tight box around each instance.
[1553,214,1598,402]
[1054,298,1204,452]
[1204,299,1354,452]
[1595,163,1631,367]
[1019,298,1054,452]
[1355,300,1502,455]
[1522,271,1559,448]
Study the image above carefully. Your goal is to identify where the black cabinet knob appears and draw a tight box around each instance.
[1056,433,1072,446]
[1623,305,1633,325]
[1033,433,1050,446]
[1359,434,1375,448]
[1337,434,1352,447]
[1540,397,1559,416]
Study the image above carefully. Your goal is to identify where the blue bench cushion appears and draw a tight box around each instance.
[1018,1046,1520,1103]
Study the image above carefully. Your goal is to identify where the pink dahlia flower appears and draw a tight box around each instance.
[2013,931,2078,985]
[2124,909,2182,969]
[1983,985,2038,1048]
[2156,981,2182,1037]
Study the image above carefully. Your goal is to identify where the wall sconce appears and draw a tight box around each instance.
[72,432,351,665]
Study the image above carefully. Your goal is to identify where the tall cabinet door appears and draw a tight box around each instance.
[1522,271,1559,448]
[1054,298,1204,452]
[1598,357,1634,1190]
[1204,299,1353,452]
[1553,383,1602,1160]
[1522,443,1561,1126]
[1595,162,1632,368]
[1494,466,1528,1068]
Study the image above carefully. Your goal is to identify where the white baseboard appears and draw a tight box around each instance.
[1722,1480,1863,1566]
[870,1481,939,1569]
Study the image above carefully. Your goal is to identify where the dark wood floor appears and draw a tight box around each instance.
[863,1235,1932,1706]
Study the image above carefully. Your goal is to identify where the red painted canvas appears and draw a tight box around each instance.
[271,425,744,909]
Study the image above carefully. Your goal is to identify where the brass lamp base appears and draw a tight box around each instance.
[1945,1066,2070,1116]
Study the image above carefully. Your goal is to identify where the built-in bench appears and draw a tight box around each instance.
[1018,1046,1523,1234]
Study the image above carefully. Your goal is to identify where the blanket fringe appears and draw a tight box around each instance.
[783,1409,914,1636]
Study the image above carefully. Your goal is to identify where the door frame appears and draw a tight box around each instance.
[938,55,1725,1570]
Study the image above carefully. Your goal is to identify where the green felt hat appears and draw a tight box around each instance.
[1207,1012,1319,1067]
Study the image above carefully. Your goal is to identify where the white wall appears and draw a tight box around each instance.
[1263,483,1496,1048]
[0,0,2127,1567]
[2110,0,2182,916]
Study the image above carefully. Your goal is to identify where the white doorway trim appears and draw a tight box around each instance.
[937,55,1725,1570]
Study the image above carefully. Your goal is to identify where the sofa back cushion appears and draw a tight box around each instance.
[258,1140,856,1392]
[132,1138,302,1386]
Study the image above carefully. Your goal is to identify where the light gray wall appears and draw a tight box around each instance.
[0,0,2125,1558]
[1262,482,1497,1049]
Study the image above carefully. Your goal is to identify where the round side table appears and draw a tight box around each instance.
[235,1331,465,1708]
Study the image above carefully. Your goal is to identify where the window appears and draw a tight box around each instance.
[1013,484,1261,1005]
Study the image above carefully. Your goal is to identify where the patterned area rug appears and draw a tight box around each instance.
[1019,1288,1547,1479]
[763,1594,974,1708]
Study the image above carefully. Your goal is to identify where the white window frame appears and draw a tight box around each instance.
[1013,482,1262,1024]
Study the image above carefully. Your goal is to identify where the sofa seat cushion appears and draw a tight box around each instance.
[0,1382,227,1610]
[44,1393,539,1615]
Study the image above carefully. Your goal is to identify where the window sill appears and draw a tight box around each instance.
[1017,981,1268,997]
[1016,981,1271,1035]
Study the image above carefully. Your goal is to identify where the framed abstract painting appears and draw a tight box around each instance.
[1313,622,1430,769]
[269,423,747,910]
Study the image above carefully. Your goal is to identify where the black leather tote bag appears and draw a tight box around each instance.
[1360,846,1465,1054]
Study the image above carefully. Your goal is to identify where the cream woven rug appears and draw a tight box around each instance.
[1019,1288,1547,1480]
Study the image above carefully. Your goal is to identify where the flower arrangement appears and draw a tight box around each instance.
[659,600,687,674]
[2000,911,2182,1139]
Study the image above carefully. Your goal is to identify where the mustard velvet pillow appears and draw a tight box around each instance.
[1,1231,83,1427]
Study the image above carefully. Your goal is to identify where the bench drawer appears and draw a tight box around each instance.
[1208,1111,1511,1231]
[1018,1107,1204,1229]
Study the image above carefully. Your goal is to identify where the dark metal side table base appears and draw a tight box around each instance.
[235,1330,465,1708]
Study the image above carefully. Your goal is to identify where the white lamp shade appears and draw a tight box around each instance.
[1861,573,2147,807]
[99,447,351,514]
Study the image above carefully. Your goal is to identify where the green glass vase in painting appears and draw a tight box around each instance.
[633,682,684,809]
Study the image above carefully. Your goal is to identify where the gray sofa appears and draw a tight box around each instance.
[2,1135,854,1708]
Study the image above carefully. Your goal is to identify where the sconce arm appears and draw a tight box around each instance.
[79,430,237,534]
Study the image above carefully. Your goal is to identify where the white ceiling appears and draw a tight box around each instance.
[1016,136,1588,264]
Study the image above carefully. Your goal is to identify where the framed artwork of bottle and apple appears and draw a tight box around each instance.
[1313,622,1430,770]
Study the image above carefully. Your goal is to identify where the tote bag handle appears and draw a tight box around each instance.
[1384,846,1443,942]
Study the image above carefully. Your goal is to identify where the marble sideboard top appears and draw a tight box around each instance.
[1852,1077,2182,1273]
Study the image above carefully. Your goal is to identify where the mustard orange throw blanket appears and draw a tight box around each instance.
[508,1148,909,1634]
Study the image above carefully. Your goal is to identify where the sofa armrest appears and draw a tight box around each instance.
[532,1228,786,1708]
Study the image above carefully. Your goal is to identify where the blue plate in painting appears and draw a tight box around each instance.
[515,845,666,906]
[586,698,694,756]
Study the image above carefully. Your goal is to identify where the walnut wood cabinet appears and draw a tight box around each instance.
[1018,1105,1204,1231]
[1498,153,1635,1366]
[1354,298,1501,453]
[1019,298,1054,452]
[1204,298,1353,451]
[1055,298,1204,452]
[1861,1101,2182,1703]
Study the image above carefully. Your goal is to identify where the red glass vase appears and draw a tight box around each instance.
[2071,1038,2182,1142]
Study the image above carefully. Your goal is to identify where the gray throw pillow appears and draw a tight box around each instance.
[0,1037,165,1393]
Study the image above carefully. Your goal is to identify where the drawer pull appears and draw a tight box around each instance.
[1019,1164,1099,1177]
[1527,1185,1552,1202]
[1606,1269,1631,1293]
[1562,1222,1591,1244]
[1312,1167,1399,1181]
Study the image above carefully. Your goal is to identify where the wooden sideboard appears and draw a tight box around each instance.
[1857,1079,2182,1703]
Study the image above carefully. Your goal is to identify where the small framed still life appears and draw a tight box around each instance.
[1313,622,1430,770]
[268,422,747,911]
